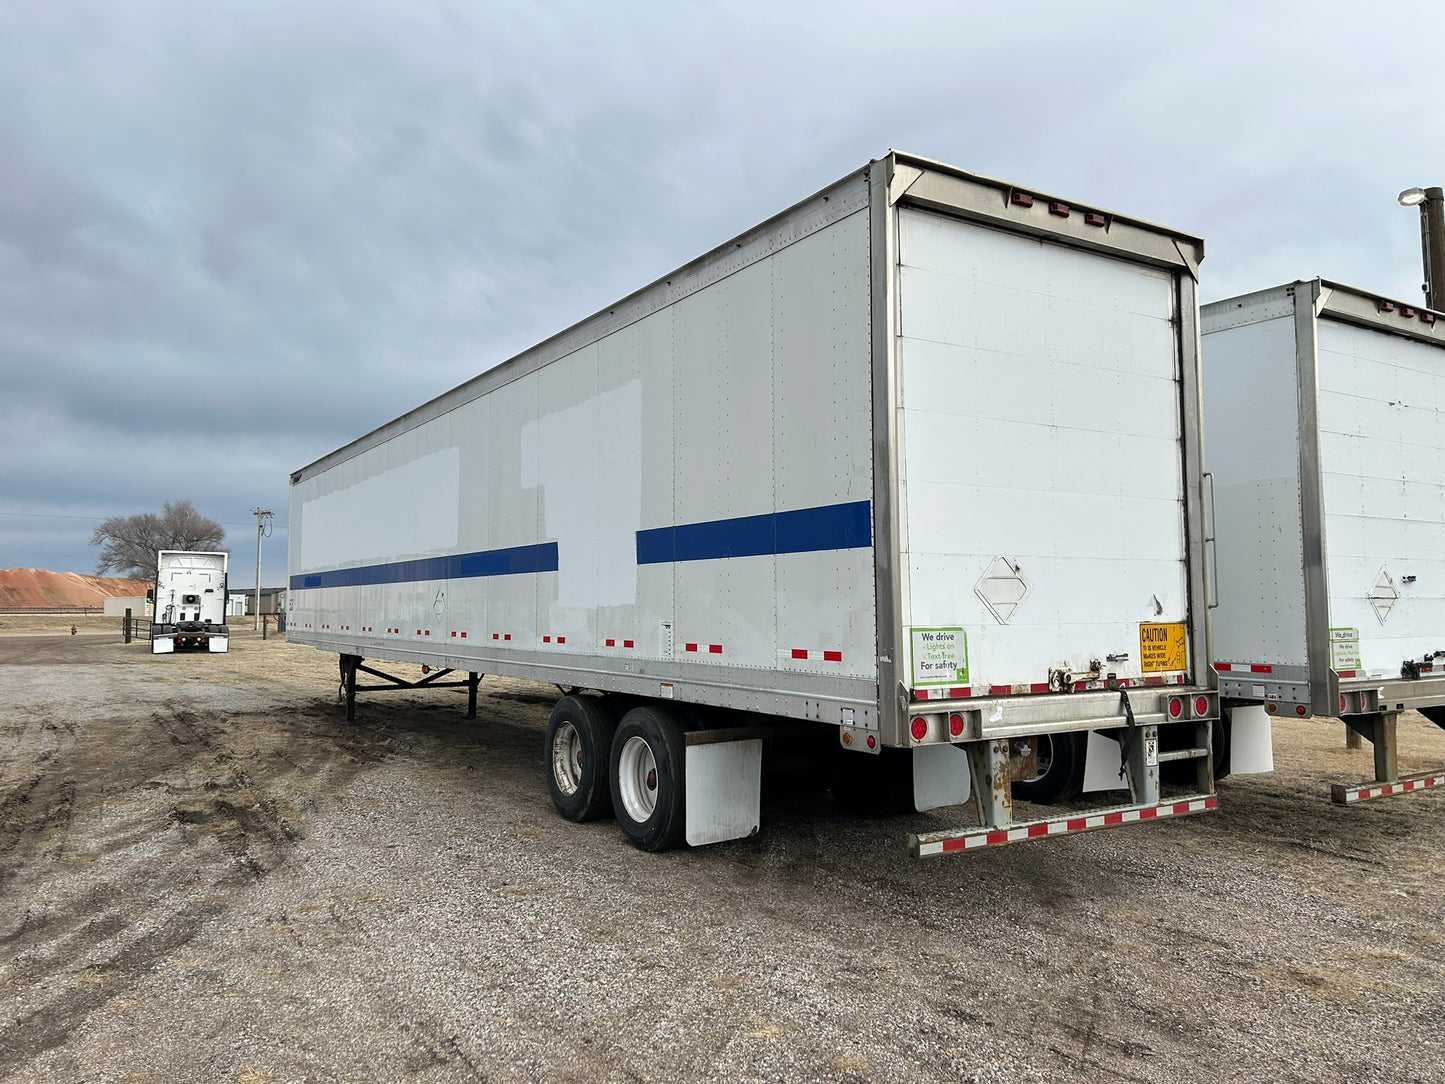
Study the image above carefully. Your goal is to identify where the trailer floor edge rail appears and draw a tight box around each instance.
[908,795,1217,857]
[338,654,482,722]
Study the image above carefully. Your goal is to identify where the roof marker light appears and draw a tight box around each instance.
[1010,191,1034,208]
[1422,312,1437,325]
[1401,307,1417,318]
[1379,300,1396,313]
[1084,212,1106,227]
[1048,202,1069,218]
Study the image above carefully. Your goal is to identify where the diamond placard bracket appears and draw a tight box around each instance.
[1369,568,1398,626]
[976,557,1030,625]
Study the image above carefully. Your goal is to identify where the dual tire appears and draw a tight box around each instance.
[544,698,688,852]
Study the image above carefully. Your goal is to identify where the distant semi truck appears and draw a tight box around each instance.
[288,151,1232,856]
[151,550,230,654]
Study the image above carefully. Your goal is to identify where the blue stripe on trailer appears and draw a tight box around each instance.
[290,541,559,591]
[635,500,872,565]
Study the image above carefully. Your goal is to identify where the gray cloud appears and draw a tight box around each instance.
[0,0,1438,585]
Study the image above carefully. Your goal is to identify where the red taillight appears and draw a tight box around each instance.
[911,717,928,741]
[1296,705,1308,716]
[866,734,877,749]
[1194,695,1209,717]
[1167,697,1184,719]
[948,713,964,737]
[1340,694,1347,714]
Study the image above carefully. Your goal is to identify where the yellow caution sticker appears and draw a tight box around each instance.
[1139,622,1187,673]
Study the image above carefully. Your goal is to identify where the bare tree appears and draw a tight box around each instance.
[90,500,226,580]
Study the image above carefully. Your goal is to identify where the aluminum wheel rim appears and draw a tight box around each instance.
[551,721,583,796]
[617,735,659,822]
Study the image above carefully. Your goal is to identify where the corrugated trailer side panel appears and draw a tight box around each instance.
[289,190,878,723]
[1317,317,1445,673]
[1200,288,1313,691]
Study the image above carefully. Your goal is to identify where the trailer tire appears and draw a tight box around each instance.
[1211,718,1232,782]
[609,707,688,852]
[545,696,617,823]
[1011,732,1085,805]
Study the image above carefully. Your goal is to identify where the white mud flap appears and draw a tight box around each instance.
[1082,730,1126,794]
[1225,704,1273,774]
[912,743,971,811]
[684,739,762,846]
[152,636,174,655]
[208,637,229,653]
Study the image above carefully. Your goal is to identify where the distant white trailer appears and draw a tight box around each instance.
[289,151,1224,855]
[151,551,230,654]
[1203,280,1445,802]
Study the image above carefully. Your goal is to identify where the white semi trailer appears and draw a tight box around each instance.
[1203,280,1445,803]
[288,151,1226,855]
[152,550,230,654]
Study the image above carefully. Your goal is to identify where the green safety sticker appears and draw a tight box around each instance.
[1329,627,1361,671]
[910,627,969,687]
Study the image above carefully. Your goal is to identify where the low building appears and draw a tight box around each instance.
[102,596,153,618]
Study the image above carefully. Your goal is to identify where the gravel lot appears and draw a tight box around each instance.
[4,619,1445,1083]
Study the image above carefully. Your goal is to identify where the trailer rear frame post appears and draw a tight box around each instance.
[967,738,1013,830]
[1342,712,1399,787]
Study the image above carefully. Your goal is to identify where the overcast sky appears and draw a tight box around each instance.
[1,0,1439,587]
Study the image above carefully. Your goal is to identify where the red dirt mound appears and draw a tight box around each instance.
[0,569,152,609]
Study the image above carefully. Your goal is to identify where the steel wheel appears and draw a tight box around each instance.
[544,695,617,822]
[616,734,659,822]
[551,720,583,797]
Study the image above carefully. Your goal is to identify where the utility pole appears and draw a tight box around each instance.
[1399,186,1445,311]
[251,508,273,631]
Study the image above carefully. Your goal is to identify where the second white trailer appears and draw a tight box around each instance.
[1203,279,1445,801]
[289,152,1224,855]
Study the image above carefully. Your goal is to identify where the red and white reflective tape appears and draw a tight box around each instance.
[490,633,512,641]
[784,649,844,662]
[910,796,1217,857]
[1332,771,1445,804]
[909,674,1184,702]
[449,631,469,638]
[683,643,724,655]
[604,638,635,649]
[541,635,567,644]
[912,687,971,701]
[1214,662,1274,674]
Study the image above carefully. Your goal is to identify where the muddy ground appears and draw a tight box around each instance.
[2,619,1444,1083]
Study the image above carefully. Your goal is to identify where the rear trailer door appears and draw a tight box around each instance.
[895,208,1191,693]
[1316,317,1445,675]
